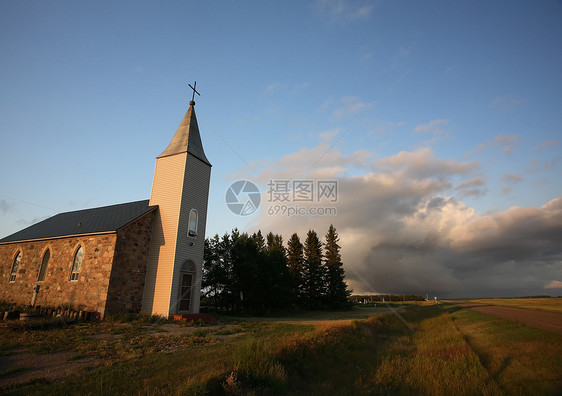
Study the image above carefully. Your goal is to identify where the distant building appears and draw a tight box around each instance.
[0,99,211,318]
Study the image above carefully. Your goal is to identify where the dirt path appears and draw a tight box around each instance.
[0,350,96,389]
[447,301,562,334]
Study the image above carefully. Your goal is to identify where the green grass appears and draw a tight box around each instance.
[1,305,560,395]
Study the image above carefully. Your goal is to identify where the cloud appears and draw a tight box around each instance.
[455,177,487,198]
[494,134,518,155]
[0,200,13,214]
[252,144,562,298]
[17,215,51,227]
[329,96,372,122]
[318,129,340,142]
[535,140,559,152]
[375,148,478,179]
[392,46,411,60]
[413,119,451,146]
[490,95,527,110]
[544,281,562,289]
[529,157,560,173]
[265,82,281,94]
[252,144,372,181]
[414,119,450,136]
[369,120,405,136]
[314,0,374,23]
[466,134,519,158]
[502,173,523,184]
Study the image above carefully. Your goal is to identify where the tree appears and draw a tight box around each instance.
[324,225,351,308]
[252,230,266,253]
[230,232,259,312]
[286,233,304,304]
[301,230,326,309]
[202,234,222,310]
[262,232,293,311]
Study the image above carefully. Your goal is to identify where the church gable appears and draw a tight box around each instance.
[105,210,155,314]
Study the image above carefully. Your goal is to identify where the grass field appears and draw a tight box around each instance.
[1,304,561,395]
[461,297,562,314]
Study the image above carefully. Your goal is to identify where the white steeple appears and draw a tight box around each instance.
[142,96,212,317]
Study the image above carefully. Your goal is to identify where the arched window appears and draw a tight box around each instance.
[38,249,50,282]
[188,209,198,237]
[9,251,21,282]
[70,246,83,281]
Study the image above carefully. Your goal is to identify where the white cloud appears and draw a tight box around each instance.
[318,129,340,142]
[375,147,478,179]
[490,95,527,110]
[544,280,562,289]
[330,96,372,122]
[314,0,374,23]
[414,119,450,136]
[369,120,405,136]
[265,82,281,94]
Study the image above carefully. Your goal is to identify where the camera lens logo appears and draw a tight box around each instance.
[225,180,261,216]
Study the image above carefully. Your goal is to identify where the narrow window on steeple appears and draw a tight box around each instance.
[188,209,198,237]
[38,249,50,282]
[9,251,21,282]
[70,245,83,281]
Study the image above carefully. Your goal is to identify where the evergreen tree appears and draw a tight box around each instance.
[266,232,285,253]
[202,234,222,310]
[252,230,266,252]
[262,232,293,311]
[302,230,326,309]
[218,232,234,309]
[324,225,351,308]
[286,233,304,304]
[230,232,259,312]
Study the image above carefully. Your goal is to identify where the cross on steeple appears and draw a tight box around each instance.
[188,81,200,103]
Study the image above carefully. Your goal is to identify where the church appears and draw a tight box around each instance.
[0,94,211,318]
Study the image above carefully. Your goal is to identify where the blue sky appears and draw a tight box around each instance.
[1,1,561,297]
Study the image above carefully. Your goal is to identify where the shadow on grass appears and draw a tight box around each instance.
[2,306,454,396]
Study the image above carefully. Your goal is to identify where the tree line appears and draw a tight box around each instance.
[202,225,351,314]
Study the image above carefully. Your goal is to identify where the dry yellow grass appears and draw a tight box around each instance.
[3,305,561,395]
[465,297,562,314]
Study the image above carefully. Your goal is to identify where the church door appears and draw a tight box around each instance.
[178,273,193,312]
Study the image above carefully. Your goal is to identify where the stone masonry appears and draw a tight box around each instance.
[0,211,154,317]
[105,211,154,314]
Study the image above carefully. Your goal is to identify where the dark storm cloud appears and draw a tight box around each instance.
[255,146,562,298]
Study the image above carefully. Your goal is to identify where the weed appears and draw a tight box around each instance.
[222,371,242,395]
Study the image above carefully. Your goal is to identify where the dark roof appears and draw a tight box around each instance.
[157,102,211,166]
[0,200,156,244]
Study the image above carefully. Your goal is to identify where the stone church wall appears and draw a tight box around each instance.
[0,234,117,314]
[105,211,154,314]
[0,211,154,317]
